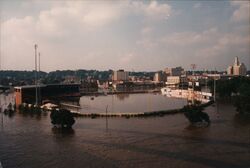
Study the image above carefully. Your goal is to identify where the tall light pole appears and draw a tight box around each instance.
[38,52,41,105]
[0,0,2,71]
[34,44,38,106]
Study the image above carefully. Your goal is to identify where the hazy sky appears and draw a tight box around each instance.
[0,0,249,72]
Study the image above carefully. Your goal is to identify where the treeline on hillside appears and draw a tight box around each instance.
[0,70,155,86]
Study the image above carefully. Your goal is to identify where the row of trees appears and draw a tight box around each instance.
[184,76,250,126]
[0,70,156,86]
[208,76,250,114]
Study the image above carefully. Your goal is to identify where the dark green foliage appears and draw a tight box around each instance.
[209,76,250,98]
[0,70,47,86]
[18,103,42,114]
[50,109,75,128]
[0,69,156,85]
[209,76,250,114]
[234,83,250,114]
[183,105,210,124]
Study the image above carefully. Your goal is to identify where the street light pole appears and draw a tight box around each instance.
[34,44,38,106]
[38,52,41,105]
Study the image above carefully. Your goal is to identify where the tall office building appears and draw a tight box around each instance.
[227,57,247,76]
[112,70,129,81]
[165,66,184,76]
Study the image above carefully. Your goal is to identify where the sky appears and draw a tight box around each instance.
[0,0,249,72]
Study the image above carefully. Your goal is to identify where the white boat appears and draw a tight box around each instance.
[161,87,212,103]
[161,87,172,96]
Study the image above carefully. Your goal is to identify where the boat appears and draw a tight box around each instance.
[161,87,212,103]
[161,87,172,96]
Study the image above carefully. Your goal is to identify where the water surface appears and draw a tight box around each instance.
[76,93,187,113]
[0,94,249,168]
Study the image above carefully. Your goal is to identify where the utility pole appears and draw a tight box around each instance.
[38,52,41,105]
[0,0,2,71]
[34,44,38,106]
[0,2,3,130]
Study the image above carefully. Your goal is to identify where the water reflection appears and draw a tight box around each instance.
[17,110,43,121]
[78,93,187,114]
[2,109,15,118]
[116,94,130,101]
[51,127,75,135]
[233,113,250,126]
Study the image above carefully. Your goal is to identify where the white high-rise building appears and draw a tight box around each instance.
[227,57,247,76]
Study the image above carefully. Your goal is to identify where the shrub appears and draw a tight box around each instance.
[183,105,210,125]
[50,109,75,128]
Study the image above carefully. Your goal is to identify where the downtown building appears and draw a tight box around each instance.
[112,69,129,82]
[227,57,247,76]
[164,66,184,76]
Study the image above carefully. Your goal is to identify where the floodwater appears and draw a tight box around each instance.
[0,93,250,168]
[68,93,187,113]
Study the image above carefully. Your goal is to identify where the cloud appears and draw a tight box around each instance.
[2,1,172,38]
[141,27,152,35]
[119,53,135,65]
[131,1,171,20]
[136,27,250,69]
[144,1,171,20]
[160,28,218,46]
[1,1,248,71]
[1,0,174,71]
[193,2,202,9]
[231,1,250,22]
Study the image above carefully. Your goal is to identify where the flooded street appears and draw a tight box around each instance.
[0,94,249,168]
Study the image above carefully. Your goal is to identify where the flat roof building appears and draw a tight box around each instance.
[14,84,80,107]
[165,66,184,76]
[112,70,129,82]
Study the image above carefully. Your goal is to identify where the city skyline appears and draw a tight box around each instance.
[0,0,249,72]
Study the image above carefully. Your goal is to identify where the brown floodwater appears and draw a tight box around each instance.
[0,93,249,168]
[65,93,188,113]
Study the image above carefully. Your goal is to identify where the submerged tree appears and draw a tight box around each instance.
[183,104,210,126]
[50,109,75,128]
